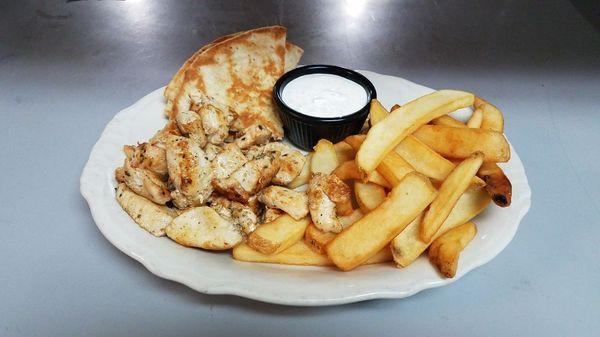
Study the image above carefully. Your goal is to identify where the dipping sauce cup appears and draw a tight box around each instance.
[273,65,377,151]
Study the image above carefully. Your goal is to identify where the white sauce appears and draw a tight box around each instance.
[282,73,368,118]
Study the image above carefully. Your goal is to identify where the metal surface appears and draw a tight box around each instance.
[1,0,599,336]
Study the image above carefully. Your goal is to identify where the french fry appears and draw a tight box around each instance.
[430,115,466,127]
[473,96,489,108]
[413,125,510,162]
[467,108,483,128]
[334,141,356,163]
[304,222,337,254]
[394,135,485,188]
[333,160,391,188]
[428,222,477,278]
[234,241,332,266]
[391,104,401,111]
[233,241,391,266]
[311,139,339,175]
[478,162,512,207]
[287,153,312,189]
[247,215,310,255]
[344,134,366,151]
[354,182,387,213]
[376,151,415,186]
[327,173,437,271]
[420,152,484,242]
[391,186,490,267]
[356,90,475,175]
[480,102,504,133]
[369,99,389,126]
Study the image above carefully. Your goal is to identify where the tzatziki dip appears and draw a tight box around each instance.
[281,73,368,118]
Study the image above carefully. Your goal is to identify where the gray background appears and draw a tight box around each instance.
[1,0,599,336]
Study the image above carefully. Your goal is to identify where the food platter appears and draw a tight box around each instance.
[80,69,531,306]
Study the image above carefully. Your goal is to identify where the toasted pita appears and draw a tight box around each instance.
[164,32,242,104]
[284,42,303,72]
[170,26,288,138]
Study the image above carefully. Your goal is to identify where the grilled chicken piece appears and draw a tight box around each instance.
[211,143,247,180]
[118,159,171,205]
[320,173,353,216]
[258,186,309,220]
[307,173,352,233]
[175,110,207,147]
[116,184,176,236]
[204,143,221,161]
[262,208,285,223]
[264,142,306,185]
[234,124,272,149]
[165,135,213,208]
[149,120,182,145]
[124,143,168,176]
[165,206,243,250]
[213,154,279,202]
[208,195,259,235]
[198,104,233,145]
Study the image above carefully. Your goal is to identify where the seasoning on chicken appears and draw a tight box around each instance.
[175,110,207,147]
[117,158,171,205]
[165,206,243,250]
[211,143,248,180]
[208,195,259,235]
[308,173,352,233]
[264,142,306,185]
[124,143,168,176]
[258,186,309,220]
[149,120,182,145]
[165,135,213,208]
[198,103,234,145]
[234,124,272,149]
[262,207,285,223]
[116,183,177,236]
[213,154,279,202]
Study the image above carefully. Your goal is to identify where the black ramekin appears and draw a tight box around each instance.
[273,65,377,151]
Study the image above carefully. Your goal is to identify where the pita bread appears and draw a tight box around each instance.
[284,43,303,72]
[166,26,302,139]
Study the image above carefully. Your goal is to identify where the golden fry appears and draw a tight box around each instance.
[334,141,356,163]
[327,173,437,271]
[420,152,484,242]
[480,103,504,133]
[430,115,466,127]
[234,241,332,266]
[356,90,475,175]
[428,222,477,278]
[369,99,389,126]
[376,151,415,186]
[391,187,490,267]
[333,160,391,188]
[304,222,337,254]
[354,182,387,213]
[467,108,483,128]
[394,135,485,188]
[413,125,510,162]
[247,215,310,255]
[311,139,339,175]
[478,162,512,207]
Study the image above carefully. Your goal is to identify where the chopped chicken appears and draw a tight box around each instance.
[175,110,207,147]
[320,173,353,216]
[234,124,272,149]
[243,145,266,160]
[118,159,171,205]
[258,186,309,220]
[198,104,233,145]
[264,142,306,185]
[165,135,213,208]
[307,173,352,233]
[208,195,259,235]
[213,154,279,202]
[262,208,285,223]
[165,206,243,250]
[116,184,176,236]
[211,143,247,180]
[204,143,221,161]
[123,143,168,176]
[149,120,182,145]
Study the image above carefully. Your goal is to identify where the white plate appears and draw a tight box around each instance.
[80,70,531,306]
